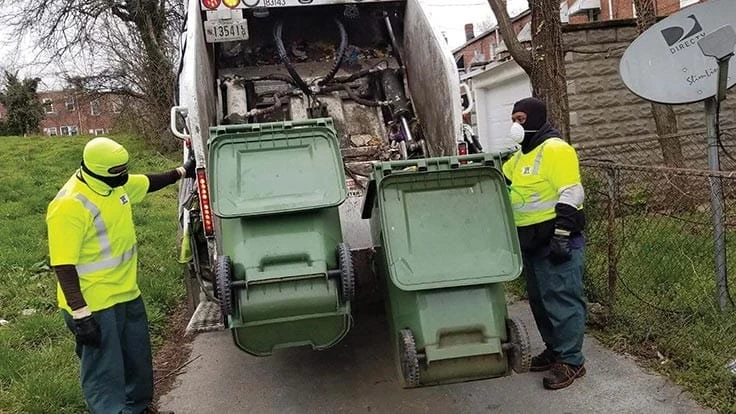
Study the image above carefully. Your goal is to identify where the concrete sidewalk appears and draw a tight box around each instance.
[159,301,709,413]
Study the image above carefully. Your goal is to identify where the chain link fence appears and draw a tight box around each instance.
[577,128,736,412]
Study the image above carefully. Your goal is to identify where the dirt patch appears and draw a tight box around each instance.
[152,303,195,405]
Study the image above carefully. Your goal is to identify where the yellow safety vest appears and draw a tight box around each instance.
[46,173,150,312]
[502,138,582,227]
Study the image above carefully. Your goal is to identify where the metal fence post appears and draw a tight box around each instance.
[705,97,732,312]
[606,166,618,307]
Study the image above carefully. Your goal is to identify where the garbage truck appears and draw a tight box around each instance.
[173,0,530,386]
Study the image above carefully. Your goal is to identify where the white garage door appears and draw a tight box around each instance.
[470,60,532,153]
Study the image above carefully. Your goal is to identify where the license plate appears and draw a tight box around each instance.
[204,19,249,43]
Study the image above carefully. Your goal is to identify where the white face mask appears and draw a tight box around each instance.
[509,122,525,144]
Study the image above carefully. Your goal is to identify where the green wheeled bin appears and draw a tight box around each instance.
[362,154,531,387]
[208,119,355,356]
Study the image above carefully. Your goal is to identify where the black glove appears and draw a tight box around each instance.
[182,155,196,179]
[549,230,572,265]
[73,315,102,348]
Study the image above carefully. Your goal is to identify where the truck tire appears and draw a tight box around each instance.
[215,256,233,324]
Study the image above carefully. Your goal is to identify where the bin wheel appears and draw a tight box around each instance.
[398,329,420,388]
[506,317,531,373]
[337,243,355,302]
[215,256,233,324]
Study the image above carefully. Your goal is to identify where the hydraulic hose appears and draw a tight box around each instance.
[322,17,348,85]
[274,17,349,95]
[274,21,311,95]
[342,84,388,107]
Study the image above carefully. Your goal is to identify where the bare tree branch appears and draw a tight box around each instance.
[0,0,184,149]
[486,0,533,71]
[487,0,570,139]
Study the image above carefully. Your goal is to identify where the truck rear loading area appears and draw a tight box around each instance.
[174,0,527,388]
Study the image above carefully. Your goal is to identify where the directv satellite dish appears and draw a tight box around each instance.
[619,0,736,105]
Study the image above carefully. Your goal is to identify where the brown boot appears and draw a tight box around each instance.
[530,349,558,372]
[142,407,174,414]
[542,362,586,390]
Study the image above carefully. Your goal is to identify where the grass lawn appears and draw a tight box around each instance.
[584,204,736,412]
[0,134,185,413]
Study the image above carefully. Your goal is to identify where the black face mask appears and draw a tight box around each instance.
[81,161,129,188]
[101,173,129,188]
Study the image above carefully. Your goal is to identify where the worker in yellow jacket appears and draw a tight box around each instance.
[46,137,194,413]
[503,97,587,390]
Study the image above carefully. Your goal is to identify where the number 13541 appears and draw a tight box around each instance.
[204,20,249,43]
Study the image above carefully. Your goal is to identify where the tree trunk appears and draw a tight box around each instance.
[530,0,570,141]
[487,0,570,140]
[129,3,178,150]
[634,0,685,167]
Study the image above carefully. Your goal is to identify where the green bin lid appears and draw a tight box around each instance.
[378,165,522,290]
[208,119,346,217]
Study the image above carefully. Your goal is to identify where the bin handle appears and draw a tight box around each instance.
[378,154,497,174]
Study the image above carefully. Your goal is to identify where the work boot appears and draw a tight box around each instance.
[530,349,558,372]
[542,362,586,390]
[142,407,174,414]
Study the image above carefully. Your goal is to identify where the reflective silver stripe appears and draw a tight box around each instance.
[76,245,137,275]
[558,184,585,208]
[74,194,112,258]
[54,189,67,200]
[512,200,557,212]
[532,138,564,174]
[532,146,545,174]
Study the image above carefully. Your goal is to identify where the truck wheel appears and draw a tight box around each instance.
[398,329,420,388]
[506,317,531,373]
[337,243,355,303]
[215,256,233,324]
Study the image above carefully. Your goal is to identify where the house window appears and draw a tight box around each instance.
[111,97,123,113]
[472,50,486,64]
[680,0,699,8]
[42,99,54,114]
[60,125,79,136]
[44,127,58,136]
[587,9,601,21]
[65,96,76,111]
[90,99,101,116]
[560,1,570,23]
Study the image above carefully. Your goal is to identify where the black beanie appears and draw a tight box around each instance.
[512,97,547,131]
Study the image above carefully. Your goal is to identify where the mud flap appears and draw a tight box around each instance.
[186,297,225,334]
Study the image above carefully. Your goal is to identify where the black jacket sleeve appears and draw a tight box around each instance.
[54,265,86,310]
[145,169,181,193]
[555,203,586,234]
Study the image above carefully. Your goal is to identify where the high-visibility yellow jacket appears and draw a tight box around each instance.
[502,138,583,227]
[46,173,150,312]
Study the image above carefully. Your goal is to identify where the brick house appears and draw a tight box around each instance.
[37,91,123,136]
[454,10,532,71]
[453,0,708,71]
